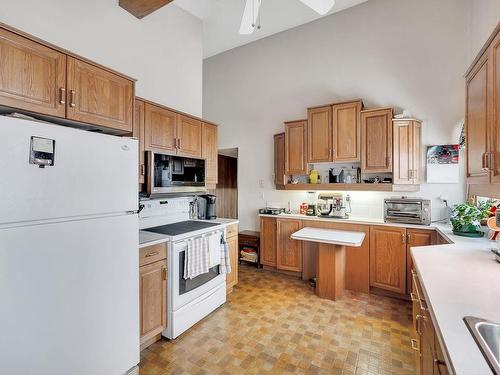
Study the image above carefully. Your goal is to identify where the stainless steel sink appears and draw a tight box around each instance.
[464,316,500,374]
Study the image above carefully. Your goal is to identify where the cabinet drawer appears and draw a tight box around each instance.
[140,243,167,267]
[226,223,238,238]
[239,237,259,247]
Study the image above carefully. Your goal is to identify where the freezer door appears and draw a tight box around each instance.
[0,214,139,375]
[0,116,138,225]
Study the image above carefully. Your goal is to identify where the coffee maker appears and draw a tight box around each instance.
[197,194,217,220]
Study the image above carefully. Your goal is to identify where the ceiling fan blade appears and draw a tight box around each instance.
[299,0,335,15]
[239,0,261,35]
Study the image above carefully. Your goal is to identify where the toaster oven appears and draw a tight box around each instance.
[384,197,431,225]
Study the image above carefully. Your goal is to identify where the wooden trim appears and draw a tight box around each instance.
[465,21,500,77]
[467,183,500,198]
[119,0,174,19]
[307,98,364,110]
[277,183,419,192]
[0,22,136,82]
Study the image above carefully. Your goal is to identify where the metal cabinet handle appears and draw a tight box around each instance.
[434,359,447,375]
[162,266,167,280]
[69,90,76,107]
[486,152,492,171]
[402,233,406,244]
[407,233,412,244]
[410,339,419,351]
[178,138,181,149]
[140,164,145,176]
[416,314,426,334]
[410,292,418,302]
[59,87,66,105]
[145,251,159,257]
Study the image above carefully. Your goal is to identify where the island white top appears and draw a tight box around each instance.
[291,227,365,247]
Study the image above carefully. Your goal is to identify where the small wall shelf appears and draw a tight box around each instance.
[276,183,419,192]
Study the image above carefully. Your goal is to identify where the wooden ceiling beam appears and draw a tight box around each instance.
[119,0,174,19]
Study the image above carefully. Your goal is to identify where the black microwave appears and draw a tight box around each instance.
[146,151,206,196]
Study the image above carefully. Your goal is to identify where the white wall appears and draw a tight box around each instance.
[203,0,471,231]
[465,0,500,61]
[0,0,203,117]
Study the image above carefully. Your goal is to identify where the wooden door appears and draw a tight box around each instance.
[285,120,307,175]
[490,30,500,184]
[260,217,277,267]
[393,120,413,184]
[0,28,66,118]
[361,108,393,172]
[144,103,177,153]
[134,99,146,185]
[274,133,286,186]
[369,225,406,294]
[139,260,167,342]
[406,229,434,294]
[410,271,422,375]
[215,154,238,219]
[332,101,362,162]
[177,115,202,158]
[202,122,218,186]
[66,57,133,132]
[466,51,490,184]
[276,219,302,272]
[434,335,450,375]
[420,310,436,375]
[225,235,239,290]
[307,106,332,163]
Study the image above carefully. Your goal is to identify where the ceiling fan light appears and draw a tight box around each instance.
[239,0,261,35]
[299,0,336,15]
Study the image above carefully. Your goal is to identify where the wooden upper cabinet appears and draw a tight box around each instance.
[260,217,277,267]
[308,106,332,163]
[285,120,307,175]
[466,51,490,184]
[134,99,146,185]
[66,57,133,132]
[274,133,286,186]
[332,100,362,162]
[0,28,66,118]
[276,219,302,272]
[490,30,500,184]
[202,122,218,185]
[361,108,393,173]
[370,225,406,294]
[393,119,422,185]
[177,114,202,158]
[144,103,177,153]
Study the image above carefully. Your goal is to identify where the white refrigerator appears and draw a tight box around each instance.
[0,116,140,375]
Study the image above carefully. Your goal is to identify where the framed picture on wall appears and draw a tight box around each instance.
[426,145,459,183]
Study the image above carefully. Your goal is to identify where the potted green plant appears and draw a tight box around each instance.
[450,200,493,237]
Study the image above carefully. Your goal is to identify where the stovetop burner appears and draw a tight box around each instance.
[145,221,221,236]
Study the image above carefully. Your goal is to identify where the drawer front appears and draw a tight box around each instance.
[226,223,238,238]
[140,243,167,267]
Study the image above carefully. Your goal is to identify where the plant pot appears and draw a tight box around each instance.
[452,224,484,237]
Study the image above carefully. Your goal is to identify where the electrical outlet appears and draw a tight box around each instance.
[259,179,265,188]
[259,192,265,200]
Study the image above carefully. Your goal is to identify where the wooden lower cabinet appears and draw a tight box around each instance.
[276,219,303,272]
[406,229,435,294]
[370,225,407,294]
[226,223,239,293]
[260,217,277,267]
[139,244,167,350]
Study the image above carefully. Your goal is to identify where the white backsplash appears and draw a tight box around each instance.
[139,197,193,229]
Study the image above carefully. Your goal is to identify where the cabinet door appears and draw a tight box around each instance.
[144,103,177,153]
[276,219,302,272]
[307,106,332,163]
[412,121,422,184]
[260,217,277,267]
[274,133,286,186]
[369,225,406,294]
[393,120,420,185]
[420,310,436,375]
[0,28,66,118]
[466,51,490,184]
[285,120,307,175]
[134,99,146,185]
[66,57,133,132]
[361,108,393,173]
[139,260,167,341]
[202,122,218,186]
[225,235,239,290]
[406,229,434,294]
[490,30,500,184]
[332,101,362,162]
[177,115,202,158]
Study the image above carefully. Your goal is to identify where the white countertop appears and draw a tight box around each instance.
[260,212,500,374]
[139,218,239,248]
[291,227,365,246]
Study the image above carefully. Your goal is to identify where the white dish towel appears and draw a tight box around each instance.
[183,236,210,279]
[220,236,231,275]
[207,232,222,268]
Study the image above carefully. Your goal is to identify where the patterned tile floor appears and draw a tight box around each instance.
[139,265,415,375]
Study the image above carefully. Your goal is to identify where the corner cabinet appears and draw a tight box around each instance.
[274,133,286,186]
[393,119,422,185]
[361,108,393,173]
[285,120,307,175]
[0,26,135,133]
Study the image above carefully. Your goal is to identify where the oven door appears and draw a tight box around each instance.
[170,232,226,311]
[384,201,423,224]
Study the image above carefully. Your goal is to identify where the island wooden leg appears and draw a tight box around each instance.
[316,243,346,300]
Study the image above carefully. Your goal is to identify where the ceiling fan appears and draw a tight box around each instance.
[239,0,335,34]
